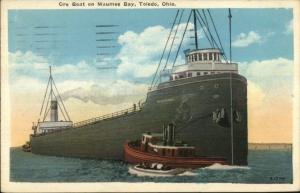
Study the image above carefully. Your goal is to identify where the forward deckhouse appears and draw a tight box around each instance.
[170,48,238,80]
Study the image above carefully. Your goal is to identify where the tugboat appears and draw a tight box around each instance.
[124,123,228,168]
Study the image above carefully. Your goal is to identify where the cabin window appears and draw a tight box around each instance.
[211,72,215,74]
[179,74,184,79]
[209,53,213,60]
[204,72,208,75]
[194,54,198,61]
[203,53,207,60]
[214,53,217,61]
[198,53,202,61]
[197,72,201,76]
[188,72,192,77]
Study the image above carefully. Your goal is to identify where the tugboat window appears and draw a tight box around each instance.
[204,72,208,75]
[209,53,213,60]
[197,72,201,76]
[198,53,202,61]
[188,72,192,77]
[203,53,207,60]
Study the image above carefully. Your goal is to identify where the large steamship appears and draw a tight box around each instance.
[29,9,248,165]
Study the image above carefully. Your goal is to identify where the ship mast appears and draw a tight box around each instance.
[228,8,232,63]
[193,9,198,49]
[39,66,71,123]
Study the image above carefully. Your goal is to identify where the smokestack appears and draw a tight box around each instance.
[50,100,58,122]
[166,123,175,146]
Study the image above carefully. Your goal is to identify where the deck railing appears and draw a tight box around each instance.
[33,101,146,137]
[72,105,143,128]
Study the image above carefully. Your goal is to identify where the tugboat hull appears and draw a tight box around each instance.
[124,142,228,168]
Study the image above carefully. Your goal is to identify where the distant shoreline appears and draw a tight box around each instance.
[248,143,292,150]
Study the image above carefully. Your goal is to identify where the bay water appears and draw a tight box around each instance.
[10,148,292,183]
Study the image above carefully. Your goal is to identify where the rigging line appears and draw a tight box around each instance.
[201,10,216,48]
[52,92,67,121]
[197,10,228,62]
[43,106,51,122]
[194,10,214,48]
[172,10,193,69]
[207,9,227,60]
[150,9,180,89]
[163,10,184,71]
[42,92,51,122]
[198,10,217,48]
[39,76,51,116]
[52,79,71,121]
[205,9,228,62]
[203,9,228,62]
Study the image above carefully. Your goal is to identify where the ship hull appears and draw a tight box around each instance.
[31,73,248,165]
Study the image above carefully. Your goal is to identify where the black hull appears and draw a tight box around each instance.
[31,73,248,165]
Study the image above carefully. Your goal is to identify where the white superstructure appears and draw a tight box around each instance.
[170,48,238,80]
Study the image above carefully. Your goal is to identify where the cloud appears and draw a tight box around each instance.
[247,80,292,143]
[247,81,265,110]
[116,23,194,78]
[8,51,117,83]
[232,31,262,47]
[241,57,293,78]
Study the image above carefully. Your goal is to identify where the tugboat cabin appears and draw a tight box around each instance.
[140,124,195,157]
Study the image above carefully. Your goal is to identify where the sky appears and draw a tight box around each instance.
[8,8,294,146]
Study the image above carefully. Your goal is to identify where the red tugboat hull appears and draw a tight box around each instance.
[124,142,228,168]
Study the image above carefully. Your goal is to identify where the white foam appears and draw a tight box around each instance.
[202,163,251,170]
[177,170,198,176]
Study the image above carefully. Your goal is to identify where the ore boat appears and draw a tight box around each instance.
[29,9,248,166]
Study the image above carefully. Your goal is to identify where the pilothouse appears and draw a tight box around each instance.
[170,48,238,80]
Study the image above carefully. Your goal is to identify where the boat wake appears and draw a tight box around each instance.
[177,170,198,176]
[202,163,251,170]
